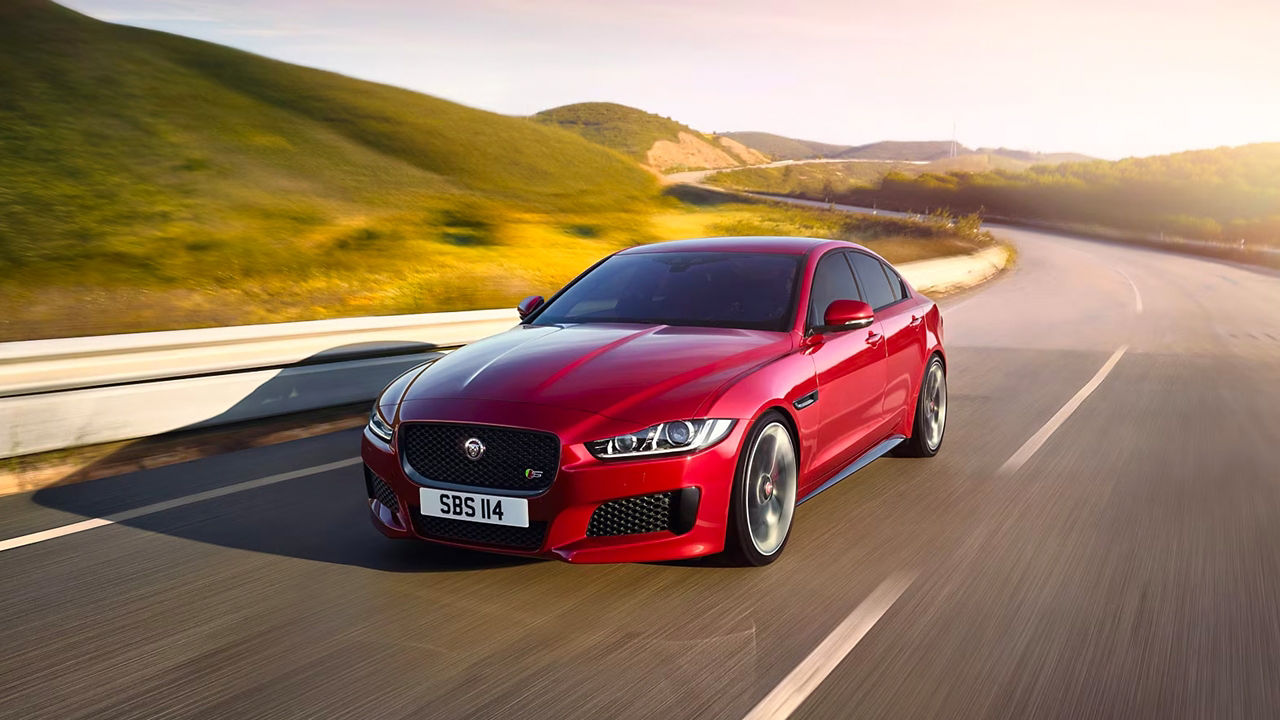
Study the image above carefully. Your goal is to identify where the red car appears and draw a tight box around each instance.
[361,236,947,565]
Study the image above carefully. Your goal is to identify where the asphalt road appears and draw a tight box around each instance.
[4,226,1280,719]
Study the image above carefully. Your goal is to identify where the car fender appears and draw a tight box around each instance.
[696,343,818,478]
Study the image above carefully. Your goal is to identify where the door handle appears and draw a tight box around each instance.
[909,314,924,327]
[866,331,884,346]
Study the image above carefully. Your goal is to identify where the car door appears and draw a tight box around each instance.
[848,252,927,426]
[802,250,890,489]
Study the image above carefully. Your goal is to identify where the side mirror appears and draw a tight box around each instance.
[516,295,545,320]
[823,299,874,331]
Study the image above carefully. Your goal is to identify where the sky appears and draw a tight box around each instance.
[63,0,1280,159]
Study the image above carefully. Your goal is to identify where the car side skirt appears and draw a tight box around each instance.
[798,434,906,505]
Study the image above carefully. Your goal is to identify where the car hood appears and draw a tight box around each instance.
[402,323,793,424]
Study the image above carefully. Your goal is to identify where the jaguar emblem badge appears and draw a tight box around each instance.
[463,438,485,461]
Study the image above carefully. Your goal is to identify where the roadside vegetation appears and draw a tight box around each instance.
[0,0,991,341]
[711,144,1280,248]
[708,154,1086,200]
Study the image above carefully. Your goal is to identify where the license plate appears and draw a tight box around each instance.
[420,488,529,528]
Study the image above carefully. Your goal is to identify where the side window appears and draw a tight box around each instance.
[880,261,908,303]
[807,251,861,327]
[849,252,898,311]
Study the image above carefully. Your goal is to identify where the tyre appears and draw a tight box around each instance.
[895,355,947,458]
[725,411,798,566]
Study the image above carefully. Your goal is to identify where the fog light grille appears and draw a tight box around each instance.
[587,492,676,537]
[367,470,400,514]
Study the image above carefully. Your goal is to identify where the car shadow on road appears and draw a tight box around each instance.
[28,342,541,573]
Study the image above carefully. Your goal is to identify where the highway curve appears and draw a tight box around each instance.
[3,225,1280,719]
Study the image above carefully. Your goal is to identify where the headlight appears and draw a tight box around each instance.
[367,405,394,443]
[587,419,735,459]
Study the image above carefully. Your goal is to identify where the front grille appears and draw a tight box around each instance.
[400,422,559,493]
[366,467,400,514]
[411,512,547,551]
[587,491,677,537]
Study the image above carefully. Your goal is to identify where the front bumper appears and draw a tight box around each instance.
[359,404,745,564]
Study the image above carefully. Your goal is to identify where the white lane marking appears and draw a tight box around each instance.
[1114,267,1143,314]
[999,345,1129,475]
[743,571,916,720]
[0,457,361,553]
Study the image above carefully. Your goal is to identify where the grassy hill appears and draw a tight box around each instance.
[0,0,662,336]
[535,102,765,171]
[533,102,691,161]
[0,1,657,251]
[721,132,853,160]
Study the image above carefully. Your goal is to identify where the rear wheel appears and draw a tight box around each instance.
[726,411,797,566]
[895,355,947,457]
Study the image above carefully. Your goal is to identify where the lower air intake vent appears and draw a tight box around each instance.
[587,491,677,537]
[411,513,547,551]
[366,467,400,514]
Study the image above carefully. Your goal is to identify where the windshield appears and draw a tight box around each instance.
[533,251,803,331]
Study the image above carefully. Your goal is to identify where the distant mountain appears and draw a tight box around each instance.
[723,134,964,162]
[534,102,767,172]
[724,133,1094,166]
[975,147,1097,165]
[839,141,969,161]
[720,132,853,160]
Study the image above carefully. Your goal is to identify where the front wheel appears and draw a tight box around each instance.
[725,411,798,566]
[895,355,947,458]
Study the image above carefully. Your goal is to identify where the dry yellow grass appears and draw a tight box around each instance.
[0,200,988,341]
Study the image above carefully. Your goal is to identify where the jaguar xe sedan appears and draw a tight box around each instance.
[361,236,946,565]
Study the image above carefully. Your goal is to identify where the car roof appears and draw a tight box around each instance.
[617,236,858,255]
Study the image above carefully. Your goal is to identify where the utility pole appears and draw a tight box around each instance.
[951,119,957,158]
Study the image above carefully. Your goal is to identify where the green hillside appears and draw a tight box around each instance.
[533,102,694,161]
[721,132,852,160]
[0,0,668,337]
[0,0,658,271]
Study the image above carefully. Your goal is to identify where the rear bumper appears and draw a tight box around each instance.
[360,419,744,564]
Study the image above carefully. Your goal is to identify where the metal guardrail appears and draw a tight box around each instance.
[0,308,519,397]
[0,249,1006,460]
[0,309,517,459]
